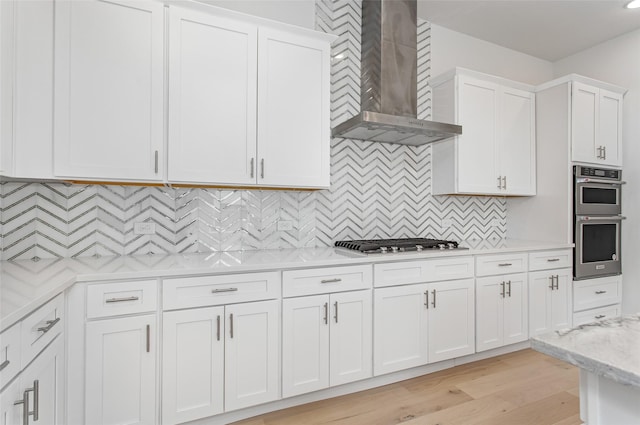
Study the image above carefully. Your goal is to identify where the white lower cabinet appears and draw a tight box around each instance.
[476,273,528,352]
[282,290,372,398]
[373,279,475,376]
[0,335,64,425]
[529,268,573,336]
[85,315,157,425]
[162,300,280,424]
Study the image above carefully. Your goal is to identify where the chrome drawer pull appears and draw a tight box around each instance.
[498,263,512,267]
[37,317,60,333]
[211,288,239,294]
[595,290,607,294]
[105,296,139,303]
[595,315,606,319]
[321,278,342,284]
[0,359,9,371]
[546,258,560,262]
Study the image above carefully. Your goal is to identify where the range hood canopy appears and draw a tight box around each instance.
[332,0,461,146]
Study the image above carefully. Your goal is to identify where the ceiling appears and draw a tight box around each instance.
[417,1,640,62]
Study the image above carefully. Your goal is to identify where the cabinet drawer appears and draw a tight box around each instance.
[475,253,527,277]
[87,280,158,319]
[374,256,474,287]
[20,294,64,368]
[573,304,621,326]
[163,272,280,310]
[0,324,21,386]
[283,265,372,297]
[529,249,572,271]
[573,276,621,312]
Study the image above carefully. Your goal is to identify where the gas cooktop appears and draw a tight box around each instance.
[334,238,466,254]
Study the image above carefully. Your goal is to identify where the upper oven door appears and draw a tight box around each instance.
[574,215,622,280]
[575,180,622,216]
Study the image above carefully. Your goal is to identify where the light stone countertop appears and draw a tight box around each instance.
[531,314,640,388]
[0,238,573,332]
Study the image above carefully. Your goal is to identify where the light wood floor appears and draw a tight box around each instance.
[233,349,581,425]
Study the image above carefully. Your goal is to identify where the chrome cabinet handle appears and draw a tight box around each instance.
[260,159,265,179]
[211,288,238,294]
[250,158,255,178]
[229,314,234,339]
[334,301,339,323]
[497,176,502,189]
[547,258,560,262]
[37,318,60,333]
[554,275,559,290]
[0,359,9,371]
[431,290,437,308]
[320,278,342,284]
[424,290,429,309]
[549,276,554,290]
[154,150,159,174]
[216,315,221,341]
[32,380,39,421]
[502,176,507,190]
[595,290,607,294]
[146,325,150,353]
[323,302,328,325]
[507,280,512,297]
[498,263,512,267]
[595,314,606,319]
[603,146,606,159]
[14,389,31,425]
[500,282,505,298]
[105,296,139,303]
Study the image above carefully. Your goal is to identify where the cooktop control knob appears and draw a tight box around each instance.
[448,243,455,249]
[380,247,388,253]
[416,245,423,251]
[391,246,399,253]
[438,244,446,250]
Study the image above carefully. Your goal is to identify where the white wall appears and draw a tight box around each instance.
[554,29,640,314]
[196,0,316,29]
[430,24,554,84]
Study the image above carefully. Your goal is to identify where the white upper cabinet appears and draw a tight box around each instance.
[256,27,331,188]
[167,7,257,185]
[0,0,55,179]
[571,81,623,167]
[432,69,536,196]
[54,0,164,182]
[168,6,332,188]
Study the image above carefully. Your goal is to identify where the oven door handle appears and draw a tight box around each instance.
[576,178,626,185]
[576,215,626,222]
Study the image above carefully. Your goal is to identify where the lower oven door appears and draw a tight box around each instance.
[574,215,624,280]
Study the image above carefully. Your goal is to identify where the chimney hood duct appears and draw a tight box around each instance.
[332,0,461,146]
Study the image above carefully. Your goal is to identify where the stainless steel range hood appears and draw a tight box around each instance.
[332,0,461,146]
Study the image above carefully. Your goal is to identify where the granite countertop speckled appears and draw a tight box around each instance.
[531,314,640,388]
[0,239,572,332]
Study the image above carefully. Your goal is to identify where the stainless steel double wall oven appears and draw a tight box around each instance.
[573,166,624,280]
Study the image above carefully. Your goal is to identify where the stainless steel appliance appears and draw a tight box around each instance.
[335,238,466,254]
[574,166,624,280]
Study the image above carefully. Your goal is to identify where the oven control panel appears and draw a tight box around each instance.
[576,166,621,180]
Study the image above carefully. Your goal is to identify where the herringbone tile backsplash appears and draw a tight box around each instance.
[0,0,506,261]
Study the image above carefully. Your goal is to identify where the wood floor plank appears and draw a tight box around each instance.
[232,349,580,425]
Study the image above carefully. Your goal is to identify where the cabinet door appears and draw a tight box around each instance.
[86,315,156,425]
[598,89,623,167]
[529,270,554,337]
[162,307,224,425]
[502,274,528,345]
[456,76,499,194]
[550,270,572,331]
[475,276,504,352]
[428,279,475,362]
[499,87,536,195]
[329,290,372,386]
[16,336,64,425]
[571,82,599,164]
[54,0,164,181]
[282,295,330,398]
[225,300,279,412]
[168,7,257,185]
[0,379,21,425]
[373,284,428,375]
[257,27,330,188]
